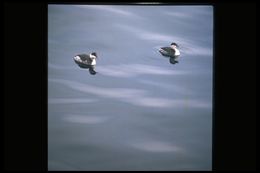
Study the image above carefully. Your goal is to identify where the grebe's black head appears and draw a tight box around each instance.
[91,52,97,57]
[171,43,179,47]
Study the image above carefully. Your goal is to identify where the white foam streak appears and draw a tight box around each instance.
[63,114,108,124]
[74,5,136,17]
[49,78,211,109]
[163,11,194,19]
[131,140,184,153]
[98,64,187,77]
[48,98,97,104]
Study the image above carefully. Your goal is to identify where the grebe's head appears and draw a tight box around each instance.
[171,42,178,49]
[91,52,97,58]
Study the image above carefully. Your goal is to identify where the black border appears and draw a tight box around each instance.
[213,2,256,171]
[4,2,47,171]
[4,1,256,171]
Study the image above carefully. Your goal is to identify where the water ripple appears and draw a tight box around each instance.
[49,78,211,109]
[131,140,184,153]
[63,114,109,124]
[48,98,97,104]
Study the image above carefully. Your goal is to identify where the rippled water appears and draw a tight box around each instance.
[48,5,213,171]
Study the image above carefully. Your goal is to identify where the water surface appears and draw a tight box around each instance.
[48,5,213,171]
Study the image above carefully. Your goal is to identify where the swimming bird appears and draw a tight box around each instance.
[159,43,180,64]
[73,52,98,75]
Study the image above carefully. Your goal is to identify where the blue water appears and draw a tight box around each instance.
[48,5,213,171]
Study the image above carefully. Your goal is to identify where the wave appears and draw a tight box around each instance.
[49,78,211,109]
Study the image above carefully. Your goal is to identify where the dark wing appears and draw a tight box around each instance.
[160,47,175,57]
[77,54,92,64]
[161,47,175,54]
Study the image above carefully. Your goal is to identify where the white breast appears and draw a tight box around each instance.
[175,48,180,56]
[91,59,96,65]
[89,54,97,65]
